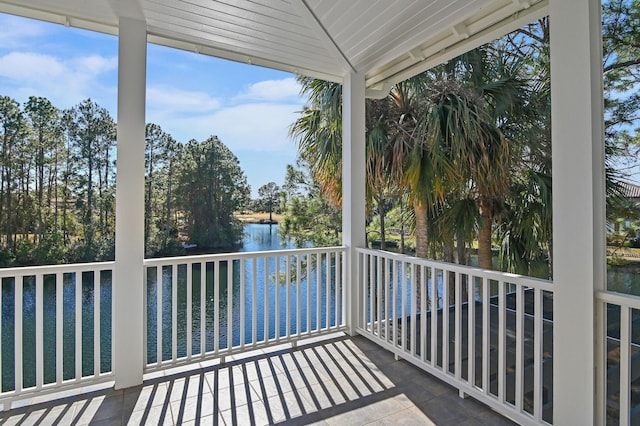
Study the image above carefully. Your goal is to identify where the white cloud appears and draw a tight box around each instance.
[0,52,117,82]
[235,77,301,102]
[147,78,304,149]
[208,103,299,151]
[149,103,302,152]
[147,86,220,112]
[0,51,117,108]
[75,55,117,75]
[0,52,66,81]
[0,15,47,49]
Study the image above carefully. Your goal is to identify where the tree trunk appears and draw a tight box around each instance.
[413,199,429,309]
[456,233,467,265]
[378,198,386,251]
[98,161,104,235]
[102,145,111,235]
[5,168,12,250]
[547,244,553,280]
[63,140,71,244]
[443,242,454,263]
[87,156,93,247]
[50,154,57,235]
[164,160,173,249]
[0,152,4,247]
[414,200,428,258]
[399,195,405,254]
[84,153,94,249]
[37,140,44,244]
[145,149,153,249]
[478,199,493,270]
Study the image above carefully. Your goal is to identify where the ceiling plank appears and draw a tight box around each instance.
[0,1,118,35]
[355,0,490,73]
[365,0,549,89]
[146,30,344,83]
[289,0,355,74]
[0,0,548,91]
[144,12,334,66]
[144,1,327,56]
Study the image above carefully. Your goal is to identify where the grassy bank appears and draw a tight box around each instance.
[235,212,283,224]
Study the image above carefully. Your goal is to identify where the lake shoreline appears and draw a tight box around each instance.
[237,217,279,224]
[235,212,282,225]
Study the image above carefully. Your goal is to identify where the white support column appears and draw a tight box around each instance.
[113,17,147,390]
[550,0,605,423]
[342,71,367,336]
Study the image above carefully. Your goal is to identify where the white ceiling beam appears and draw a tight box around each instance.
[513,0,532,8]
[0,1,118,35]
[365,0,548,90]
[365,82,392,99]
[108,0,145,21]
[408,47,425,61]
[289,0,356,74]
[146,31,344,84]
[452,22,470,40]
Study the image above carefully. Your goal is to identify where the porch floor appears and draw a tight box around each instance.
[0,334,515,426]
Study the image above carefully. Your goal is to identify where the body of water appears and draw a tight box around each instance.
[1,224,340,391]
[3,224,640,392]
[607,263,640,294]
[146,224,339,363]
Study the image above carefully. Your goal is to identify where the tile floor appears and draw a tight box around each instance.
[0,334,516,425]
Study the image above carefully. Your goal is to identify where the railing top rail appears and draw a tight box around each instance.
[596,290,640,309]
[356,247,554,291]
[143,246,347,266]
[0,246,347,275]
[0,261,115,277]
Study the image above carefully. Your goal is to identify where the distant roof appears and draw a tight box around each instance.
[620,181,640,198]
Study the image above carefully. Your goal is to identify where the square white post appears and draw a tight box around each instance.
[342,71,366,336]
[550,0,605,423]
[113,17,147,390]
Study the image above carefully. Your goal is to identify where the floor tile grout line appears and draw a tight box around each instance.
[0,336,516,426]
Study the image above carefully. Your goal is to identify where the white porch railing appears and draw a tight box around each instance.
[356,248,554,426]
[142,246,346,372]
[8,247,639,425]
[596,291,640,426]
[0,262,114,410]
[0,247,346,410]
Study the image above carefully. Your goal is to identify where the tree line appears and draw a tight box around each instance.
[0,97,249,266]
[282,1,640,279]
[143,125,249,255]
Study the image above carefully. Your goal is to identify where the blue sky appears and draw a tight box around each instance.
[0,13,305,196]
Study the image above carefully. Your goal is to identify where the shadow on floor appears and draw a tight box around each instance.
[0,334,516,425]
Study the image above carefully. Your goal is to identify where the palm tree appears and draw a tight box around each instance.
[385,76,449,259]
[289,77,343,206]
[291,76,405,250]
[409,48,528,270]
[388,74,505,266]
[365,98,393,249]
[291,45,538,273]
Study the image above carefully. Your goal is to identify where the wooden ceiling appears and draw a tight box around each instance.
[0,0,548,93]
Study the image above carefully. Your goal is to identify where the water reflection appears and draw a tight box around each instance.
[607,264,640,294]
[0,224,339,390]
[1,272,112,392]
[145,251,340,364]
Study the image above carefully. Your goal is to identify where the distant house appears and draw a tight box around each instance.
[613,181,640,233]
[620,181,640,202]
